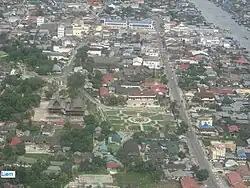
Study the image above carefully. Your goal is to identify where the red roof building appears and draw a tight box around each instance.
[213,89,233,95]
[102,74,114,85]
[179,64,190,71]
[226,171,247,188]
[106,162,118,169]
[87,0,103,5]
[141,82,167,88]
[235,58,249,65]
[9,137,22,146]
[100,87,109,97]
[181,177,200,188]
[228,125,240,133]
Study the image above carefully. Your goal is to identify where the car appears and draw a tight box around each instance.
[245,36,249,40]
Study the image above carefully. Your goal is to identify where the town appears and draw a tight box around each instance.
[0,0,249,188]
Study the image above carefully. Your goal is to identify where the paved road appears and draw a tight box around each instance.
[154,17,221,188]
[188,0,250,51]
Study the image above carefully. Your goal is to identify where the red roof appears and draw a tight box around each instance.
[9,137,22,146]
[181,177,200,188]
[228,125,240,133]
[179,64,190,70]
[151,86,168,94]
[102,74,114,85]
[214,89,233,95]
[100,87,109,96]
[106,162,118,169]
[235,58,249,65]
[226,172,247,188]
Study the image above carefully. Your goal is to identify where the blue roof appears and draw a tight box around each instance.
[237,150,246,157]
[199,121,213,129]
[130,20,153,25]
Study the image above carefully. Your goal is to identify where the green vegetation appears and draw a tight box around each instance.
[196,169,209,181]
[0,75,45,121]
[24,153,51,160]
[2,41,58,75]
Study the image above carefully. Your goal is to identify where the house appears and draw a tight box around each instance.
[16,156,37,166]
[102,74,114,86]
[132,57,143,66]
[41,124,55,136]
[43,166,61,175]
[9,137,22,146]
[181,176,200,188]
[194,89,215,102]
[92,56,121,70]
[237,164,250,183]
[226,171,247,188]
[143,56,161,69]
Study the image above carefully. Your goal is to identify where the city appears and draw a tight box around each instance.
[0,0,249,188]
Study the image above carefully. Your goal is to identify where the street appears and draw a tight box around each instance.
[189,0,250,51]
[154,17,221,188]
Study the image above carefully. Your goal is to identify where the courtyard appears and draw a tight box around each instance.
[104,108,176,132]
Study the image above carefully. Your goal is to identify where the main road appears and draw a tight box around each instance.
[154,16,222,188]
[189,0,250,51]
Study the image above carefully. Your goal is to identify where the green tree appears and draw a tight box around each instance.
[196,169,209,181]
[15,142,26,155]
[178,151,186,159]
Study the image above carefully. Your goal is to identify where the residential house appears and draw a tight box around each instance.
[132,57,143,66]
[41,124,55,136]
[180,176,200,188]
[237,164,250,183]
[143,56,161,69]
[226,171,247,188]
[92,56,121,70]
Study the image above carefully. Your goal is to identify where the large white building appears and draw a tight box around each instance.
[102,19,155,31]
[36,16,44,26]
[102,19,128,30]
[128,20,155,31]
[57,25,65,38]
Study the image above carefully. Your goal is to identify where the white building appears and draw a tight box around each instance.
[102,19,128,30]
[57,25,65,38]
[36,16,44,26]
[128,20,155,31]
[143,56,161,69]
[132,57,143,66]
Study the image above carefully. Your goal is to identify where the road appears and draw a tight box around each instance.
[188,0,250,51]
[154,17,221,188]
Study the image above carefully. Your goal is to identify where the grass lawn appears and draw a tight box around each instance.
[143,126,156,132]
[128,125,141,131]
[114,173,180,188]
[109,119,124,124]
[140,112,152,117]
[108,116,121,120]
[122,111,137,116]
[150,114,164,121]
[24,153,51,160]
[105,111,118,116]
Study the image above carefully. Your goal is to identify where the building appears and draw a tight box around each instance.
[198,118,213,129]
[181,176,200,188]
[72,20,90,37]
[226,171,247,188]
[128,19,155,31]
[102,19,128,30]
[127,90,157,107]
[143,56,161,69]
[48,96,85,116]
[37,16,44,26]
[57,25,65,38]
[211,143,226,160]
[87,0,103,5]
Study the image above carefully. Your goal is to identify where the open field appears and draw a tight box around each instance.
[114,173,181,188]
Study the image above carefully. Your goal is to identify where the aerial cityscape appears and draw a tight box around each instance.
[0,0,250,187]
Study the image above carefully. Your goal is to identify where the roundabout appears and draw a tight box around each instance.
[128,116,151,124]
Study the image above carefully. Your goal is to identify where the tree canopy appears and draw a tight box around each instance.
[195,169,209,181]
[2,41,58,75]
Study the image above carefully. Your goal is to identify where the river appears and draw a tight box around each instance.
[188,0,250,51]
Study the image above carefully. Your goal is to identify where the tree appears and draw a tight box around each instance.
[196,169,209,181]
[222,96,233,105]
[15,142,26,156]
[178,151,186,159]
